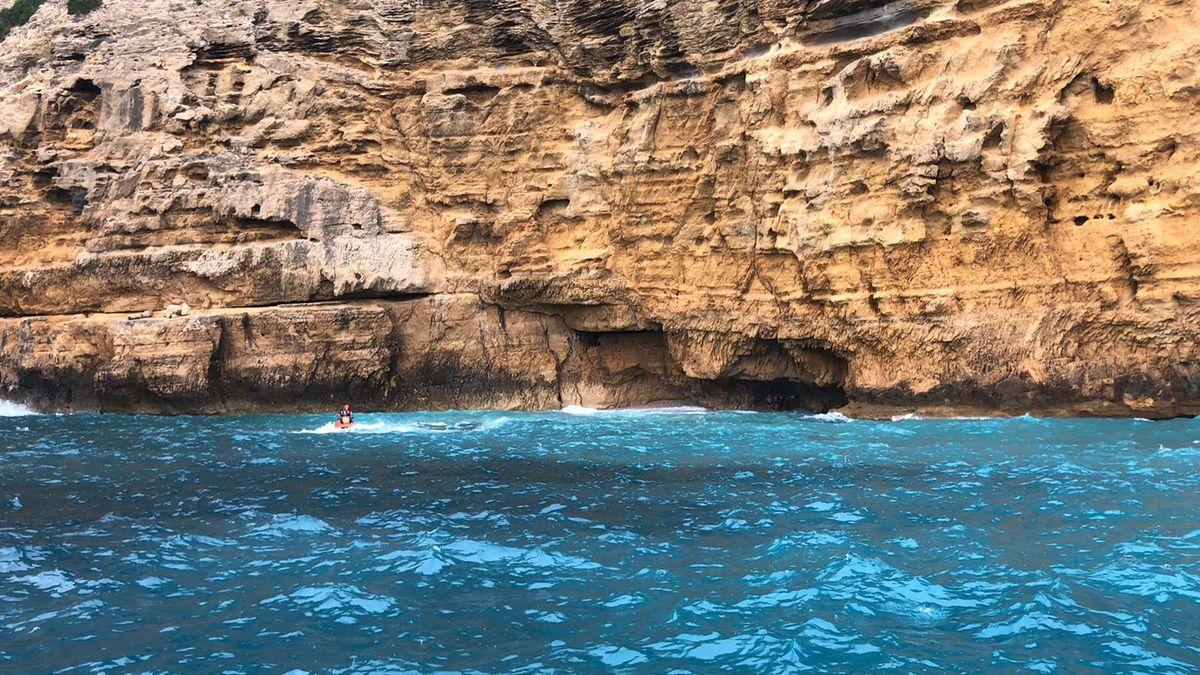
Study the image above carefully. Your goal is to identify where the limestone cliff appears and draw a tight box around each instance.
[1,0,1199,416]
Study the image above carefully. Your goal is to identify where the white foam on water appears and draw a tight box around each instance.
[297,417,509,435]
[1154,445,1200,458]
[560,405,708,416]
[251,514,333,537]
[808,411,854,423]
[298,420,421,434]
[441,538,601,570]
[477,416,511,431]
[890,413,921,421]
[561,405,600,415]
[11,570,77,595]
[260,584,396,621]
[589,645,648,667]
[0,400,36,417]
[0,547,33,573]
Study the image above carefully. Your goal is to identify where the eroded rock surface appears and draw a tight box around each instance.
[2,0,1199,415]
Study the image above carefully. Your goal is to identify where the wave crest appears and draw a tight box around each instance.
[0,400,36,417]
[560,405,708,416]
[297,417,509,435]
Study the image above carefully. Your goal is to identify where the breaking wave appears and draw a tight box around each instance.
[297,417,510,435]
[0,400,36,417]
[560,405,708,415]
[807,411,854,423]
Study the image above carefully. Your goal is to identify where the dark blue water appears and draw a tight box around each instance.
[2,407,1200,672]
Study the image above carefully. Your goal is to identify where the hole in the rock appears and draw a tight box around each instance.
[717,71,747,89]
[47,185,88,212]
[696,338,851,412]
[536,198,570,218]
[444,82,501,103]
[1091,77,1114,104]
[709,378,849,412]
[982,123,1004,149]
[566,327,852,413]
[1073,215,1089,226]
[68,78,102,98]
[1042,194,1058,220]
[661,61,701,80]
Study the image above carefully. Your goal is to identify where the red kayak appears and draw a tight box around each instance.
[333,420,354,430]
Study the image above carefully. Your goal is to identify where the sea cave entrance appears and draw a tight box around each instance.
[706,377,849,412]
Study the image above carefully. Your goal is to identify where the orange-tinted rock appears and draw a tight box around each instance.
[2,0,1199,416]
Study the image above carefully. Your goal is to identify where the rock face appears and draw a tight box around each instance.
[1,0,1199,416]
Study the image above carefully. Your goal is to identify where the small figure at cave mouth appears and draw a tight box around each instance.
[334,404,354,429]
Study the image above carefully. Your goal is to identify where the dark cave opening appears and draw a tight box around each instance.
[564,323,852,413]
[708,377,849,413]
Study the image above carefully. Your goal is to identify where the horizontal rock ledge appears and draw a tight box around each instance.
[2,296,1194,419]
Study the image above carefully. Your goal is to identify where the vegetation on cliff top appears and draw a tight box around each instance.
[67,0,101,16]
[0,0,45,42]
[1,0,100,42]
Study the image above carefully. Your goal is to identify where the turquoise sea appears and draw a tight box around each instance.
[2,405,1199,672]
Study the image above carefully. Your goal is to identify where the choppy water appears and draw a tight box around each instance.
[2,407,1200,672]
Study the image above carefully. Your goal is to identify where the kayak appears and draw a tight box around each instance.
[333,420,354,430]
